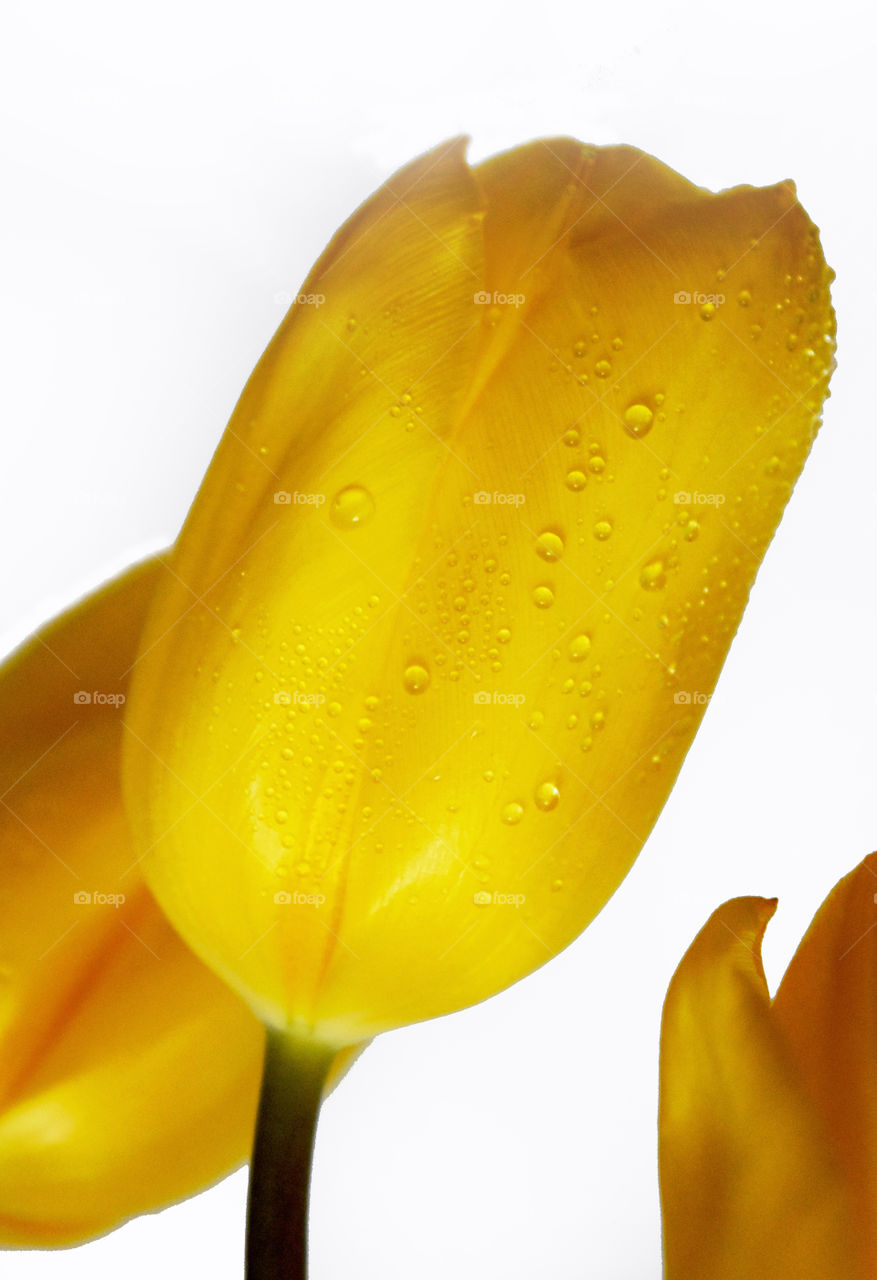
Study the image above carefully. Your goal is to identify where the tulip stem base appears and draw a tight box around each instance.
[245,1028,336,1280]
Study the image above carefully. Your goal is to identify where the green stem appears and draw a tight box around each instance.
[245,1028,336,1280]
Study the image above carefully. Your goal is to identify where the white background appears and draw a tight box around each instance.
[1,1,873,1275]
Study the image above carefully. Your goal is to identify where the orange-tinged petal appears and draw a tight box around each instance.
[659,897,862,1280]
[772,852,877,1270]
[0,561,264,1246]
[124,138,835,1045]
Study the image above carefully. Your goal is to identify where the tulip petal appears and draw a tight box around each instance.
[659,897,861,1280]
[124,139,835,1043]
[0,561,264,1246]
[772,852,877,1270]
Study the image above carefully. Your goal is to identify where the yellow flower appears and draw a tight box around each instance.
[123,137,835,1050]
[0,560,266,1246]
[660,854,877,1280]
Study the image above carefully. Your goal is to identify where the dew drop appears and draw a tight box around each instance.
[593,519,613,541]
[737,290,752,307]
[569,633,591,661]
[700,302,717,321]
[595,359,612,378]
[532,585,555,609]
[536,530,565,561]
[623,404,654,438]
[534,781,560,811]
[501,802,524,825]
[563,428,581,447]
[566,469,587,491]
[331,484,374,528]
[640,560,666,590]
[403,663,431,694]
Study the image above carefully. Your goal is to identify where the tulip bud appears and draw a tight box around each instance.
[124,137,835,1048]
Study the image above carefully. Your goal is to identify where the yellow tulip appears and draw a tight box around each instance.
[660,853,877,1279]
[0,559,267,1246]
[124,136,835,1051]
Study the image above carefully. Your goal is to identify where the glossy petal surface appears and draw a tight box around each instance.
[124,138,835,1043]
[0,562,264,1246]
[773,853,877,1271]
[659,896,861,1279]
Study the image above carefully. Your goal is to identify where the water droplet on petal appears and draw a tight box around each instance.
[331,485,374,528]
[502,802,525,825]
[534,781,560,811]
[403,664,430,694]
[532,585,555,609]
[640,561,666,591]
[566,469,587,491]
[569,634,591,661]
[536,530,565,561]
[623,404,654,438]
[593,519,613,540]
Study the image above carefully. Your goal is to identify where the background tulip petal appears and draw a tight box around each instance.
[0,561,265,1246]
[659,896,862,1280]
[772,852,877,1270]
[124,139,835,1044]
